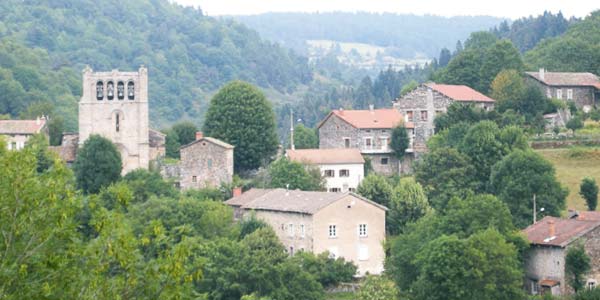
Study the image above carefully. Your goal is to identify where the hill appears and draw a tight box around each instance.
[0,0,312,129]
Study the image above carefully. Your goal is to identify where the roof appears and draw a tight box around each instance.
[0,119,47,135]
[569,210,600,221]
[526,71,600,89]
[540,279,560,287]
[48,144,77,163]
[287,148,365,165]
[318,108,413,129]
[180,136,234,150]
[425,83,495,103]
[224,188,387,215]
[522,216,600,247]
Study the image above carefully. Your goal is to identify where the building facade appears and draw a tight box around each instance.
[225,188,387,275]
[0,117,48,150]
[78,66,150,174]
[317,107,414,175]
[393,82,495,152]
[287,148,364,193]
[526,69,600,112]
[179,132,234,190]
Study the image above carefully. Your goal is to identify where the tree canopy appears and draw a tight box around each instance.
[74,134,122,194]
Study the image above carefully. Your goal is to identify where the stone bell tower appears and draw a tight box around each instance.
[78,66,150,174]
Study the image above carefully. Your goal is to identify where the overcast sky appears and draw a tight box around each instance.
[173,0,597,19]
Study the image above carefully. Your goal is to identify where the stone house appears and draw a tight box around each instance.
[393,82,495,152]
[526,69,600,112]
[179,132,234,190]
[225,188,387,275]
[0,117,48,150]
[317,107,414,176]
[522,216,600,296]
[287,148,364,193]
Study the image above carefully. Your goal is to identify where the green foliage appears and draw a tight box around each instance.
[388,178,431,235]
[239,214,268,239]
[357,275,400,300]
[400,80,418,96]
[183,187,227,201]
[490,150,567,228]
[492,11,571,52]
[434,103,488,131]
[74,134,122,194]
[491,69,526,113]
[391,124,410,159]
[356,173,393,207]
[567,116,585,132]
[574,287,600,300]
[289,251,357,288]
[267,158,325,191]
[24,133,54,173]
[293,124,318,149]
[580,177,598,211]
[459,121,506,190]
[565,245,591,293]
[123,168,178,203]
[164,129,181,159]
[203,81,279,172]
[172,121,199,146]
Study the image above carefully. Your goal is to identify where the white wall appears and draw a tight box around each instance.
[318,163,364,192]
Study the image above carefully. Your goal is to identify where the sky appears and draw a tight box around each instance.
[173,0,597,19]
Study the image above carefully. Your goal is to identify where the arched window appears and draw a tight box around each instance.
[117,81,125,100]
[115,113,120,132]
[127,81,135,100]
[96,81,104,100]
[107,81,114,100]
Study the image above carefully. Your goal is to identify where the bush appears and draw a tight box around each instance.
[567,116,584,132]
[289,251,357,288]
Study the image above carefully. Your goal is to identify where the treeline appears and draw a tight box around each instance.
[0,0,312,127]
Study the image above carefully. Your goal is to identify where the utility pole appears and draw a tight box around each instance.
[533,194,537,224]
[290,109,295,150]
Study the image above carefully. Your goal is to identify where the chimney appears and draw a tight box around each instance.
[195,132,203,140]
[369,104,374,112]
[232,187,242,197]
[549,220,555,237]
[36,116,40,125]
[539,68,545,81]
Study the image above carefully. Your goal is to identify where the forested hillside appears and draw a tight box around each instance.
[233,12,503,58]
[0,0,312,128]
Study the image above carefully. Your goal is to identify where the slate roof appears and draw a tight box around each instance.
[0,119,47,135]
[224,188,387,215]
[425,83,495,103]
[180,136,234,150]
[48,145,77,163]
[522,216,600,248]
[287,148,365,165]
[526,71,600,89]
[318,109,413,129]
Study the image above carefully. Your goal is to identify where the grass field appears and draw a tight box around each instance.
[536,147,600,211]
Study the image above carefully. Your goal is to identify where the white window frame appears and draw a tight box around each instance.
[329,187,341,193]
[546,88,552,98]
[557,89,563,99]
[343,137,351,148]
[587,279,597,290]
[380,136,389,150]
[328,224,337,238]
[358,223,368,237]
[364,137,373,150]
[421,110,428,121]
[567,89,573,100]
[287,223,294,237]
[300,224,305,238]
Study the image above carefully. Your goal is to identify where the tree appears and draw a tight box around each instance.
[122,169,178,203]
[400,80,418,96]
[289,251,357,288]
[267,158,325,191]
[566,245,591,293]
[74,134,122,194]
[357,275,400,300]
[293,124,318,149]
[357,174,393,207]
[391,124,410,159]
[438,48,452,67]
[479,40,524,92]
[490,69,526,113]
[580,177,598,211]
[171,121,198,146]
[164,129,181,159]
[459,121,505,192]
[388,178,431,235]
[490,150,567,228]
[567,116,584,132]
[203,81,278,172]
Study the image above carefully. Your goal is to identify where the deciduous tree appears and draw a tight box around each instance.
[74,134,122,194]
[580,177,598,211]
[566,245,591,293]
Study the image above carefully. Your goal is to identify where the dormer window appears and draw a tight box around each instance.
[127,82,135,100]
[96,81,104,100]
[117,81,125,100]
[107,81,114,100]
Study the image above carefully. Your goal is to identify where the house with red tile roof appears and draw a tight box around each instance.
[522,216,600,296]
[393,82,495,152]
[317,106,414,175]
[526,69,600,112]
[287,148,364,193]
[0,117,48,150]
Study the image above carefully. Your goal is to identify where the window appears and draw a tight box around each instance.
[289,246,294,256]
[587,279,597,290]
[192,176,197,182]
[531,281,539,295]
[127,81,135,100]
[96,81,104,100]
[344,138,350,148]
[329,187,341,192]
[567,89,573,100]
[421,110,428,121]
[381,157,389,165]
[10,142,16,150]
[380,137,389,150]
[557,89,563,99]
[287,223,294,237]
[359,224,367,237]
[349,188,356,192]
[207,159,213,169]
[364,137,373,150]
[358,245,369,261]
[300,224,305,238]
[339,169,350,177]
[117,81,125,100]
[406,111,413,122]
[115,113,120,132]
[546,88,552,98]
[324,169,335,177]
[107,81,114,100]
[328,225,337,238]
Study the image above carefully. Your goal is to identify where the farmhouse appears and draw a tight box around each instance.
[225,188,387,275]
[0,117,48,150]
[526,69,600,112]
[179,132,234,190]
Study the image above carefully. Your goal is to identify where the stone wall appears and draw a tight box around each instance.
[526,77,596,110]
[179,139,233,189]
[524,246,566,295]
[252,210,315,253]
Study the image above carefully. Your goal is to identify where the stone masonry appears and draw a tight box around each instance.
[179,134,234,190]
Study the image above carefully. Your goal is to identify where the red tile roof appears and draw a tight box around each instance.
[319,109,413,129]
[569,210,600,221]
[0,119,47,135]
[425,83,495,103]
[526,71,600,89]
[522,216,600,247]
[287,148,365,164]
